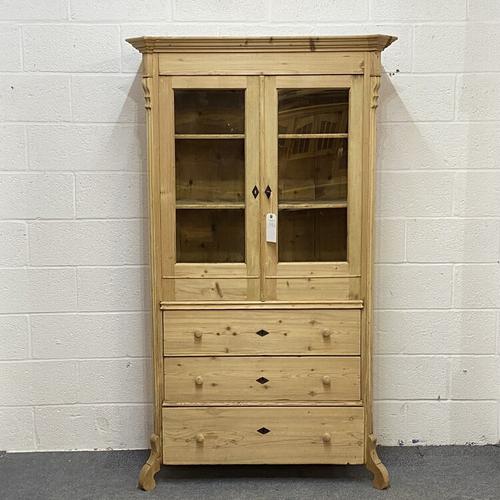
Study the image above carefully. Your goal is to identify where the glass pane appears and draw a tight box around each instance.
[278,208,347,262]
[278,89,349,135]
[176,139,244,203]
[176,209,245,263]
[175,90,245,134]
[278,138,347,203]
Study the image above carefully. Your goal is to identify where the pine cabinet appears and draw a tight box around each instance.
[128,35,396,490]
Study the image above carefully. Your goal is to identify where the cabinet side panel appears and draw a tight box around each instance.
[361,52,381,462]
[143,54,164,450]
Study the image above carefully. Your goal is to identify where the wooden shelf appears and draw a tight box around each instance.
[279,201,347,210]
[175,134,245,139]
[278,133,348,139]
[176,202,245,210]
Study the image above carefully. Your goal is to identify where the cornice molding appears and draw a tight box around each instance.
[127,35,397,54]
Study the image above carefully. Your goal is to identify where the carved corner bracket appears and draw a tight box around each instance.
[370,76,381,109]
[142,77,152,110]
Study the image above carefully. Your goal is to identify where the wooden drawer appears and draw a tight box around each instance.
[164,356,360,403]
[162,406,364,464]
[163,309,360,355]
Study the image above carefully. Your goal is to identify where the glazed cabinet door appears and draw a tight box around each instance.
[159,76,260,301]
[261,76,363,300]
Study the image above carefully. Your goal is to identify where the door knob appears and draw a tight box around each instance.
[194,376,204,386]
[322,329,332,338]
[322,375,331,385]
[195,433,205,444]
[322,432,332,443]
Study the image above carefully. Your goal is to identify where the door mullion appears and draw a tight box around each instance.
[261,76,278,301]
[245,76,261,300]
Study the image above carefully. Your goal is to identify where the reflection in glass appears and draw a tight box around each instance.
[278,89,349,135]
[278,138,347,203]
[176,209,245,263]
[278,208,347,262]
[175,90,245,134]
[176,139,245,203]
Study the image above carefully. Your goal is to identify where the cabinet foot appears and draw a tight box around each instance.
[138,434,161,491]
[366,434,390,490]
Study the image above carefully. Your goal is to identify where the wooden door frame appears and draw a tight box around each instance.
[261,75,363,300]
[158,75,261,301]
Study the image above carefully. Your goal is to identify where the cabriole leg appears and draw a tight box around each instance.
[366,434,390,490]
[138,434,161,491]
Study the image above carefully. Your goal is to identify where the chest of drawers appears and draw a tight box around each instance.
[128,35,396,491]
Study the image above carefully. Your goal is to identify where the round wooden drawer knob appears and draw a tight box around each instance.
[322,375,331,385]
[195,433,205,444]
[194,376,204,386]
[322,432,332,443]
[322,329,332,338]
[193,330,203,340]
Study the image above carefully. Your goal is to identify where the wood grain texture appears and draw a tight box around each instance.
[127,35,397,53]
[143,56,165,453]
[163,401,362,407]
[159,52,364,75]
[275,75,353,88]
[163,308,360,355]
[162,407,365,464]
[274,277,360,301]
[174,278,249,301]
[245,76,261,300]
[360,54,382,466]
[158,76,175,300]
[164,356,360,403]
[347,75,364,282]
[171,75,248,88]
[161,300,363,310]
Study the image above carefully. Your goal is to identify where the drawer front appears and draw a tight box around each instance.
[163,309,360,355]
[163,406,364,464]
[164,356,360,403]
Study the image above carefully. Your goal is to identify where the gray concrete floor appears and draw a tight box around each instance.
[1,446,499,499]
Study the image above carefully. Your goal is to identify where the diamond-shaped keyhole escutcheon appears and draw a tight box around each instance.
[256,329,269,337]
[257,427,270,435]
[256,376,269,384]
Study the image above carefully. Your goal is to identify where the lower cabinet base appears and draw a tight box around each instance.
[137,407,390,491]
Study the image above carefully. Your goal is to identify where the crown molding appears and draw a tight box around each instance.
[127,35,397,54]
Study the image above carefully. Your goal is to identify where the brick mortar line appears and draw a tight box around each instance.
[374,399,499,403]
[2,402,154,407]
[0,357,151,363]
[0,310,149,316]
[7,20,491,26]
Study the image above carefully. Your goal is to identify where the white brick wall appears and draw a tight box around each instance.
[0,0,499,452]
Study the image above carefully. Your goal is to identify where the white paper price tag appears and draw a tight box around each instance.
[266,213,277,243]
